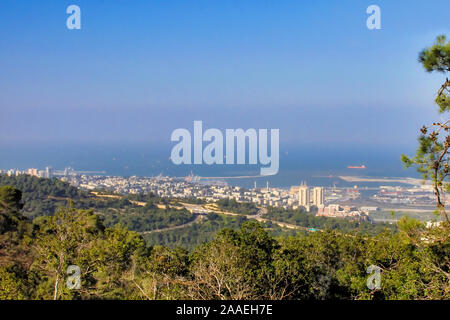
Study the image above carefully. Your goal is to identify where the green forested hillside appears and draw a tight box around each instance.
[143,213,248,251]
[216,198,259,215]
[0,174,88,218]
[0,184,448,300]
[101,205,195,232]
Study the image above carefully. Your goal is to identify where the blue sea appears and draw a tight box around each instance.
[0,142,421,189]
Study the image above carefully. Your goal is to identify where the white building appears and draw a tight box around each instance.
[298,185,310,207]
[313,187,324,206]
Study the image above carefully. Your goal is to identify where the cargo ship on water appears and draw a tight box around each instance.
[347,165,366,169]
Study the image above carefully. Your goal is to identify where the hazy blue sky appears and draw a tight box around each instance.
[1,0,449,148]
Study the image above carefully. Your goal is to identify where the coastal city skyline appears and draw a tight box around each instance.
[0,163,441,224]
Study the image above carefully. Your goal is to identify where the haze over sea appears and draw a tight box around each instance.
[1,1,448,191]
[0,142,421,189]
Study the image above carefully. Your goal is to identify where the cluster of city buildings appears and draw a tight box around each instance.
[372,186,436,205]
[67,174,326,210]
[289,183,370,220]
[0,167,54,179]
[317,204,370,221]
[288,183,324,211]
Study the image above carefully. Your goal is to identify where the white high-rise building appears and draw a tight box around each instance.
[45,166,53,179]
[313,187,324,206]
[298,185,310,207]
